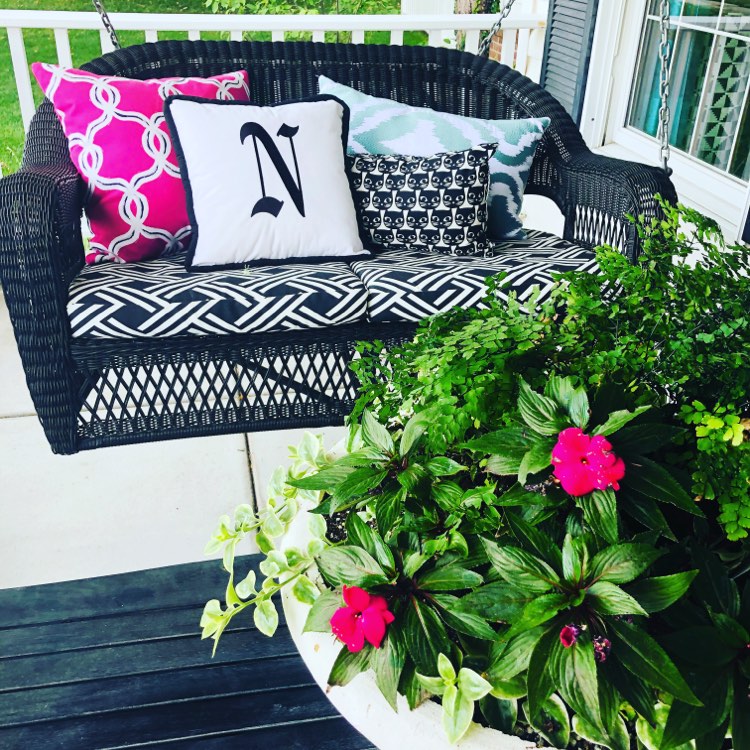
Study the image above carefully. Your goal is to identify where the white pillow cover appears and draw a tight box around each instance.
[165,95,366,270]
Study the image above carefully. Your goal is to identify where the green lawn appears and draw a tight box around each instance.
[0,0,405,174]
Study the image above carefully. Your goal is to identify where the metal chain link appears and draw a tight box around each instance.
[92,0,121,51]
[658,0,672,175]
[477,0,518,58]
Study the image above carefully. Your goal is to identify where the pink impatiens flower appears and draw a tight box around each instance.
[551,427,626,496]
[560,624,581,648]
[330,585,395,652]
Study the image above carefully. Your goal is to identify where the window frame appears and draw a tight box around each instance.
[581,0,749,240]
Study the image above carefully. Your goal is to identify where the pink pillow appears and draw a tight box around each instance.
[32,64,251,264]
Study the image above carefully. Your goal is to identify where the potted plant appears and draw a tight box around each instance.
[201,202,750,749]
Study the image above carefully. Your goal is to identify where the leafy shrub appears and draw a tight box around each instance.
[203,204,750,748]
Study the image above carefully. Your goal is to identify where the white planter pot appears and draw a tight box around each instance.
[280,508,549,750]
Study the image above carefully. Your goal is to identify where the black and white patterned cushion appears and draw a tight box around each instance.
[349,230,599,323]
[67,255,368,338]
[347,145,495,256]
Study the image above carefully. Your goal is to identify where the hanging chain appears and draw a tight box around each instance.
[477,0,518,57]
[658,0,672,175]
[91,0,121,51]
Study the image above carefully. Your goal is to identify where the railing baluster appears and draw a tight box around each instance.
[515,27,530,75]
[464,28,480,54]
[230,30,242,41]
[390,28,404,45]
[7,27,35,133]
[188,29,200,41]
[500,28,517,67]
[428,29,443,47]
[145,29,158,43]
[271,30,284,42]
[54,28,73,67]
[352,29,365,44]
[100,28,115,54]
[312,30,325,43]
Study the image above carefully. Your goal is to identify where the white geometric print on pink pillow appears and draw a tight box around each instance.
[32,64,251,265]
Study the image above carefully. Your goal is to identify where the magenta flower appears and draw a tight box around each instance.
[330,585,395,652]
[593,635,612,663]
[551,427,626,496]
[560,624,581,648]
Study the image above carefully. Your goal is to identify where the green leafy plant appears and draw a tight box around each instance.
[203,206,750,748]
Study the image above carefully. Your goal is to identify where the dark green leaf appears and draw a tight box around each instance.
[399,410,432,457]
[463,427,531,457]
[518,441,554,485]
[495,481,548,507]
[506,593,570,639]
[580,488,619,544]
[663,627,738,667]
[438,604,497,641]
[553,637,603,732]
[526,626,561,721]
[611,423,685,455]
[417,564,483,592]
[507,512,563,571]
[569,387,591,430]
[600,656,657,725]
[573,714,630,750]
[598,674,620,735]
[524,693,570,749]
[287,464,356,490]
[695,719,730,750]
[425,456,466,476]
[328,645,371,686]
[587,581,648,616]
[624,456,703,516]
[403,597,451,676]
[482,539,559,594]
[518,379,570,436]
[375,488,404,536]
[396,463,430,494]
[662,673,731,749]
[691,545,740,617]
[302,588,341,633]
[732,674,750,750]
[329,468,388,514]
[431,480,463,511]
[620,489,677,540]
[372,630,406,711]
[345,512,395,574]
[593,406,651,437]
[399,662,429,710]
[562,534,586,584]
[589,543,664,584]
[708,610,750,649]
[479,695,517,734]
[453,582,535,623]
[488,626,545,682]
[609,619,701,706]
[315,546,389,589]
[361,410,394,455]
[625,571,698,613]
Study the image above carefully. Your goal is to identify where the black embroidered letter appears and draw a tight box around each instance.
[240,122,305,218]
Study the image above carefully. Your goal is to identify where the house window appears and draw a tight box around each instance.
[627,0,750,181]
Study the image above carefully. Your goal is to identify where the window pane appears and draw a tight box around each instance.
[730,96,750,179]
[720,0,750,38]
[628,20,678,138]
[693,37,750,169]
[683,0,721,25]
[648,0,684,16]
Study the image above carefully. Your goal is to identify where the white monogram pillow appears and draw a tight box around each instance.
[165,95,367,270]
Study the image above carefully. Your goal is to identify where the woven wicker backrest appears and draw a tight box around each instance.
[23,40,589,198]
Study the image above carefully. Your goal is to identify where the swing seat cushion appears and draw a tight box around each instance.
[349,231,598,323]
[66,258,369,338]
[65,231,596,339]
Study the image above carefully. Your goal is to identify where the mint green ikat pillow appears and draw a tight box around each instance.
[318,75,550,241]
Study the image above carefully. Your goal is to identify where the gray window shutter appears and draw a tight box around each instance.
[540,0,600,124]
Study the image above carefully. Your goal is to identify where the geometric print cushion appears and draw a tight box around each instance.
[66,255,368,338]
[318,75,549,241]
[31,64,251,265]
[349,230,599,323]
[347,145,495,257]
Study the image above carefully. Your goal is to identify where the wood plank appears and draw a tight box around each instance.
[0,655,310,726]
[0,557,254,627]
[0,685,342,748]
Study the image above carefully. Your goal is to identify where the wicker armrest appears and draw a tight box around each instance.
[534,150,678,261]
[0,159,85,454]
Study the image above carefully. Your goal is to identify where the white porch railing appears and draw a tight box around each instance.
[1,9,547,136]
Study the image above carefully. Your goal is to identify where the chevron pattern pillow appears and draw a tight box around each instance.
[347,145,496,256]
[318,75,549,241]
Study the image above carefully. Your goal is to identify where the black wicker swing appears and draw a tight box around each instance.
[0,7,677,455]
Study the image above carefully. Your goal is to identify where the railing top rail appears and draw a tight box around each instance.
[0,10,546,32]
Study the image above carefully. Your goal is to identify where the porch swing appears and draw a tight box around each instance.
[0,0,677,455]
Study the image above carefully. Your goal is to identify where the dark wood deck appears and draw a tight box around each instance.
[0,557,375,749]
